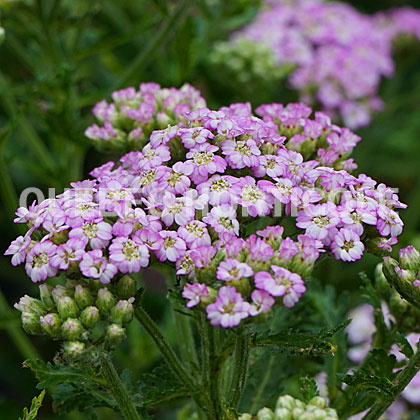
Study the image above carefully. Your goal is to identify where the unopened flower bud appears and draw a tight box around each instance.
[0,27,5,45]
[96,288,116,314]
[257,407,275,420]
[62,341,85,359]
[274,408,292,420]
[389,290,408,315]
[74,285,94,309]
[110,298,134,324]
[80,306,101,329]
[39,284,55,311]
[276,395,296,411]
[40,313,61,336]
[399,246,420,271]
[239,414,253,420]
[52,285,69,305]
[57,296,79,319]
[374,263,390,297]
[14,295,45,316]
[105,323,126,345]
[21,312,43,335]
[308,397,327,409]
[61,318,84,340]
[115,275,137,300]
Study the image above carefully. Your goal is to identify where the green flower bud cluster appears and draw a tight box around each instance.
[14,276,138,358]
[210,38,294,85]
[239,395,338,420]
[382,245,420,310]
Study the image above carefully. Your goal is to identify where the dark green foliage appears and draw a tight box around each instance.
[252,321,350,357]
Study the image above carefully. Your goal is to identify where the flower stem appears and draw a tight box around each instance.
[362,342,420,420]
[134,305,211,415]
[228,326,250,409]
[199,312,223,419]
[100,353,141,420]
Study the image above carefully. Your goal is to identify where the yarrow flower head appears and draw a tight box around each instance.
[85,82,206,151]
[215,0,420,128]
[6,91,406,328]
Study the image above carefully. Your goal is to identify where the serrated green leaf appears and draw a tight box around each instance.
[19,390,45,420]
[135,363,189,408]
[395,333,415,358]
[252,321,350,357]
[24,359,106,389]
[24,359,115,414]
[337,348,398,413]
[52,382,115,415]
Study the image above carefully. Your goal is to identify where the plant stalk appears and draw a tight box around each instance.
[362,343,420,420]
[134,305,211,415]
[228,326,250,409]
[199,313,223,419]
[100,353,141,420]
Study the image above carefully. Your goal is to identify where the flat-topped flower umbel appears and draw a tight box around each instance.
[6,100,406,327]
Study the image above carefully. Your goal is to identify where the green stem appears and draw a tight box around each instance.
[228,326,250,409]
[250,354,275,414]
[100,353,141,420]
[0,289,40,360]
[134,305,210,413]
[362,343,420,420]
[199,313,223,419]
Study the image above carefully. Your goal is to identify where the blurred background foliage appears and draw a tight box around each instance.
[0,0,419,419]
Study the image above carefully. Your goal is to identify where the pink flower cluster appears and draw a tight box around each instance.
[85,82,206,151]
[232,0,420,128]
[6,100,406,328]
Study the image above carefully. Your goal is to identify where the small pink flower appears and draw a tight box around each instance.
[161,192,196,227]
[79,249,117,284]
[296,203,340,240]
[197,175,238,206]
[190,246,217,268]
[50,239,86,270]
[278,237,300,260]
[232,176,274,217]
[202,205,240,236]
[134,229,164,251]
[155,231,186,262]
[254,266,305,307]
[216,258,253,281]
[206,286,250,327]
[178,220,211,249]
[109,237,149,273]
[184,143,227,184]
[158,162,192,194]
[69,221,113,249]
[247,236,274,262]
[182,283,209,308]
[179,127,214,149]
[253,155,285,178]
[5,235,32,266]
[249,289,275,316]
[222,139,261,169]
[25,241,58,283]
[331,228,364,262]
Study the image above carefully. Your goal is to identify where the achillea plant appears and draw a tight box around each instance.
[5,87,420,420]
[213,0,420,128]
